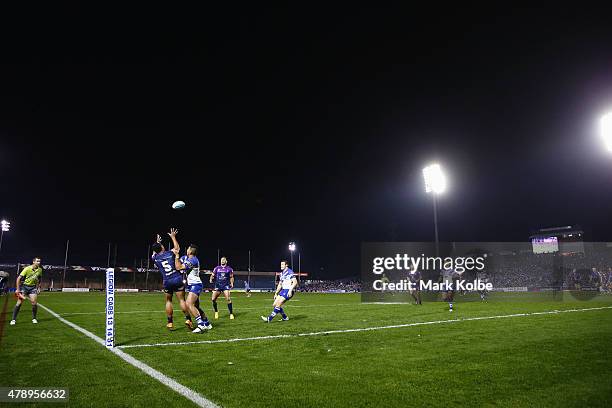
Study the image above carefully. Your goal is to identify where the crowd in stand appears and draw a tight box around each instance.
[488,251,612,291]
[4,248,612,294]
[300,280,361,293]
[488,253,557,288]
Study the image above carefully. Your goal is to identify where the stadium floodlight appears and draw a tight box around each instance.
[288,242,296,270]
[423,163,446,194]
[423,164,446,257]
[601,111,612,152]
[0,220,10,252]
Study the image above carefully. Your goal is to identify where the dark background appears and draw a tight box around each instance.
[1,6,612,277]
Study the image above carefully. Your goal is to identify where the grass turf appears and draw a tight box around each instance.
[1,291,611,407]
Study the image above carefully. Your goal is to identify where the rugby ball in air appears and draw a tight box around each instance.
[172,200,186,210]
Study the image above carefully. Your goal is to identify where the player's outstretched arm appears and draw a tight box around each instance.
[171,247,185,271]
[168,228,180,251]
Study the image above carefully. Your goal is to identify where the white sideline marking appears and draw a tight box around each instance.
[38,304,219,408]
[117,305,612,349]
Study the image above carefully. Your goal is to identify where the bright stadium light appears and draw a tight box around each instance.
[422,164,446,256]
[601,111,612,152]
[423,163,446,194]
[288,242,296,270]
[0,219,10,252]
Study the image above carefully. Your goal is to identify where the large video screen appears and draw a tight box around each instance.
[532,236,559,254]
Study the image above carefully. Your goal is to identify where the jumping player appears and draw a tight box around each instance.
[171,243,212,333]
[210,257,235,319]
[151,228,193,329]
[261,260,297,322]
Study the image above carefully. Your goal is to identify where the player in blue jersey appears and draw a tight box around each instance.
[261,260,298,322]
[151,228,192,330]
[408,268,422,305]
[171,241,212,333]
[210,257,235,319]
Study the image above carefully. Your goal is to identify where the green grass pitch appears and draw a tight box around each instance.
[1,291,612,407]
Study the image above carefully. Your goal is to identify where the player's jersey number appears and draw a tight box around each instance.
[161,260,173,275]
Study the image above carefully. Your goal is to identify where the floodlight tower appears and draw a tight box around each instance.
[0,220,10,252]
[423,164,446,257]
[288,242,296,270]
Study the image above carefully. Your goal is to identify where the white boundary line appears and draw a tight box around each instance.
[117,305,612,349]
[38,303,219,408]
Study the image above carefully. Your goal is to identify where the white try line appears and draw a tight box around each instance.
[117,305,612,349]
[57,302,390,316]
[59,310,163,316]
[38,304,219,408]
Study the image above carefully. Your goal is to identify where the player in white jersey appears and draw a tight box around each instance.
[172,242,212,333]
[441,268,460,312]
[261,260,297,322]
[477,271,489,301]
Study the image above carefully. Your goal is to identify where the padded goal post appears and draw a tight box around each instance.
[105,268,115,349]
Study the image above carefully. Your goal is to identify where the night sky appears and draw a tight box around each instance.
[2,6,612,277]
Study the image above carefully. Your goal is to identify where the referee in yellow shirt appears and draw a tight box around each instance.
[10,257,43,325]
